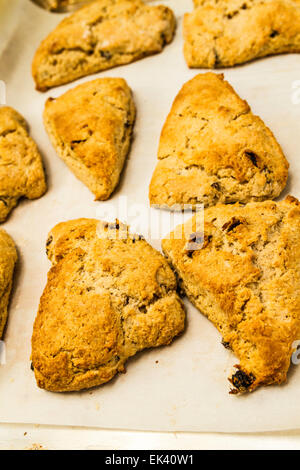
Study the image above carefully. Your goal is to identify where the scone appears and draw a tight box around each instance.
[0,107,47,222]
[184,0,300,68]
[149,73,288,209]
[31,219,185,392]
[32,0,176,91]
[44,78,136,200]
[0,230,17,338]
[162,196,300,393]
[41,0,92,11]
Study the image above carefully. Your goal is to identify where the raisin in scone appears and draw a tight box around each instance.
[162,196,300,393]
[0,107,47,222]
[149,73,288,210]
[31,219,185,392]
[184,0,300,68]
[0,230,17,338]
[44,78,136,200]
[32,0,176,91]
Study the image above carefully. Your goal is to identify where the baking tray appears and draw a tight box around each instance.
[0,0,300,433]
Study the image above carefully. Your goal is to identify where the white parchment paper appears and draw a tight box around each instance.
[0,0,300,433]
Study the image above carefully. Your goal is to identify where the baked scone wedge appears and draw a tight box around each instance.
[0,107,47,222]
[41,0,92,12]
[32,0,176,91]
[44,78,136,200]
[0,230,17,338]
[162,196,300,393]
[31,219,185,392]
[149,73,289,209]
[184,0,300,68]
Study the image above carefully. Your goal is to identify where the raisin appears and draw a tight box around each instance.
[46,236,53,247]
[230,370,255,391]
[186,232,212,257]
[244,151,258,167]
[211,182,220,191]
[100,50,112,60]
[222,217,242,232]
[221,339,231,350]
[0,197,8,207]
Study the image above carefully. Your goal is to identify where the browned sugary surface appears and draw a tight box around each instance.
[44,78,136,200]
[32,0,176,91]
[0,230,17,338]
[44,0,91,11]
[0,107,47,222]
[162,196,300,393]
[184,0,300,68]
[31,219,185,392]
[149,73,288,209]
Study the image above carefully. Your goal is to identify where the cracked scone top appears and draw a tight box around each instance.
[31,219,185,392]
[0,230,17,338]
[0,107,47,222]
[149,73,289,209]
[162,196,300,393]
[184,0,300,68]
[44,77,136,200]
[32,0,176,91]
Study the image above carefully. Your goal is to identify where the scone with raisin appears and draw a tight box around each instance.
[149,73,288,209]
[0,107,47,222]
[184,0,300,68]
[44,78,136,200]
[162,196,300,393]
[0,230,17,338]
[31,219,185,392]
[32,0,176,91]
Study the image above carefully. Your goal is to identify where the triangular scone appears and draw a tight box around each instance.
[162,196,300,393]
[149,73,288,209]
[0,107,47,222]
[184,0,300,68]
[0,230,17,338]
[31,219,185,392]
[44,78,136,200]
[32,0,176,91]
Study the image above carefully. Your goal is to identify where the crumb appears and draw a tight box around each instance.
[26,443,45,450]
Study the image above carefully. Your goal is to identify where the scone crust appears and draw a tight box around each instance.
[162,196,300,392]
[184,0,300,68]
[32,0,176,91]
[31,219,185,392]
[44,78,136,200]
[149,73,288,209]
[0,107,47,222]
[0,230,17,338]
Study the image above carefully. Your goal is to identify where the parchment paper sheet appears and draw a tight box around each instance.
[0,0,300,433]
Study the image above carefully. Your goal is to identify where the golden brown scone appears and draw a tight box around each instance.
[162,196,300,393]
[41,0,153,11]
[184,0,300,68]
[44,78,136,200]
[32,0,176,91]
[31,219,185,392]
[0,230,17,338]
[149,73,288,209]
[0,107,47,222]
[41,0,92,11]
